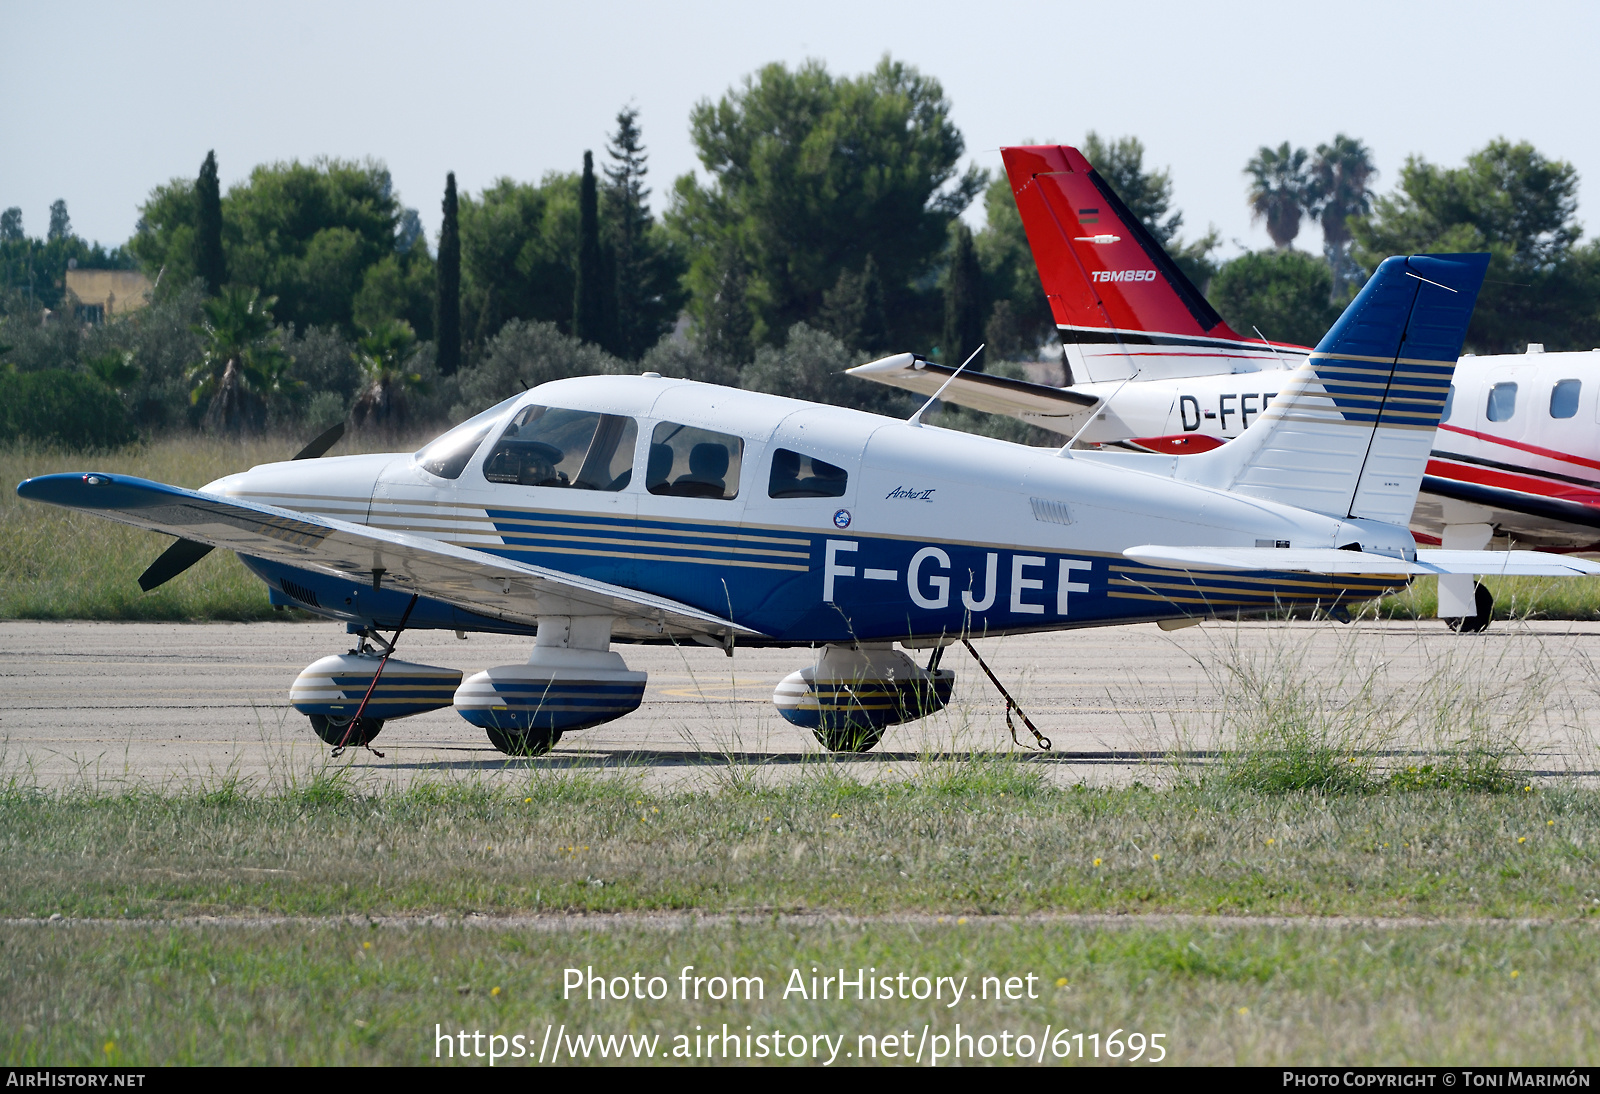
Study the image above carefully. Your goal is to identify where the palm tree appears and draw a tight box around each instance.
[349,320,426,435]
[86,350,139,395]
[1310,135,1377,297]
[187,286,286,433]
[1245,143,1312,249]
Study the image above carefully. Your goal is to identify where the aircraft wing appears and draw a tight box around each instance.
[1416,474,1600,543]
[16,472,762,637]
[1123,545,1600,577]
[847,353,1097,428]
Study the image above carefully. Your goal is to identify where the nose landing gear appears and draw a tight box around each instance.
[308,713,385,747]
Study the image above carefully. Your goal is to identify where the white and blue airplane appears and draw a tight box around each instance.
[18,253,1600,757]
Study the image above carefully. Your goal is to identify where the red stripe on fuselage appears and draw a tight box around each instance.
[1426,457,1600,507]
[1438,423,1600,476]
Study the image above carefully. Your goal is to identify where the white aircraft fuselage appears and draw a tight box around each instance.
[213,373,1407,646]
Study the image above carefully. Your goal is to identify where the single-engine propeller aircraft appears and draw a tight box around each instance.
[19,252,1600,757]
[852,144,1600,631]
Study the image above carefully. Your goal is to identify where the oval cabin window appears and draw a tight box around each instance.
[1550,379,1581,419]
[1486,383,1518,423]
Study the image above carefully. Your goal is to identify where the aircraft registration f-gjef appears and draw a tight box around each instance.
[18,253,1600,757]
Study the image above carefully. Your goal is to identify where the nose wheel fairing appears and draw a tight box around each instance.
[290,653,463,720]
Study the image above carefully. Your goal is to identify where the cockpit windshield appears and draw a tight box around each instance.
[413,394,521,480]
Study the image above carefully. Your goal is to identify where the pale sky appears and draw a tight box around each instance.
[5,0,1597,262]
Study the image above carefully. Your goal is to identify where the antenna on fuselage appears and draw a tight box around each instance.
[1058,365,1141,457]
[1252,325,1289,368]
[908,344,984,427]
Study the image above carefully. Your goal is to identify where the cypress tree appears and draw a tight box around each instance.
[604,106,648,358]
[856,254,889,354]
[195,151,226,296]
[818,254,888,353]
[436,172,461,376]
[702,244,753,367]
[943,223,984,369]
[573,151,605,344]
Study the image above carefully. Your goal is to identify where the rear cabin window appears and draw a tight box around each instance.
[1550,379,1581,419]
[1441,384,1455,423]
[768,448,848,498]
[1486,383,1518,422]
[481,406,637,490]
[646,422,743,499]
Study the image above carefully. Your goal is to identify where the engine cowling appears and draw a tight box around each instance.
[773,645,953,749]
[290,653,463,720]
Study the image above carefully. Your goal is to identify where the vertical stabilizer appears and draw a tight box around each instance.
[1184,253,1490,523]
[1002,145,1266,383]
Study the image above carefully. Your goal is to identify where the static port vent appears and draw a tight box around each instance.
[1030,497,1073,525]
[280,578,320,608]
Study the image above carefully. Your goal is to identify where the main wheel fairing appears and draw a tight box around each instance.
[454,657,647,733]
[773,646,954,747]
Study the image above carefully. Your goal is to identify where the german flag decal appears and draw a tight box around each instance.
[1078,207,1100,224]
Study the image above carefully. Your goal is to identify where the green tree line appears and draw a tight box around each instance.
[4,54,1599,451]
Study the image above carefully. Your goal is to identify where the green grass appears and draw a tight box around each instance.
[1377,573,1600,623]
[1182,622,1548,795]
[7,764,1599,1065]
[5,918,1597,1065]
[0,433,420,621]
[4,775,1598,921]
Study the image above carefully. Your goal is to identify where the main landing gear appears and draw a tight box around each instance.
[483,726,563,757]
[1438,521,1495,633]
[290,614,645,758]
[1443,580,1495,634]
[773,644,955,753]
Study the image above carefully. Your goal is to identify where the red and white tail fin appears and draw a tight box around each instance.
[1002,145,1305,383]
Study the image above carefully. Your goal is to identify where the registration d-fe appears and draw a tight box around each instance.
[564,966,1038,1007]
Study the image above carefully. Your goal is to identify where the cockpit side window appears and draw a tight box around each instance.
[414,394,521,479]
[646,422,743,499]
[481,405,638,490]
[768,448,848,498]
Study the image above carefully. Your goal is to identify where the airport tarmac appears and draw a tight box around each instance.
[1,618,1597,790]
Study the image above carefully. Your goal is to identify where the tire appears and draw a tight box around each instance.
[811,724,885,754]
[485,726,563,756]
[1445,581,1495,634]
[309,713,384,747]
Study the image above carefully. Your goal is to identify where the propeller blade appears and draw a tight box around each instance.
[137,537,214,591]
[136,423,341,593]
[291,420,345,461]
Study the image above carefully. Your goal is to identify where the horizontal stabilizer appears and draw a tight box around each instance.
[847,352,1096,428]
[1414,550,1600,576]
[1123,545,1600,577]
[16,472,761,639]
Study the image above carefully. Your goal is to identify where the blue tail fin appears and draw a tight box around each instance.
[1191,253,1490,523]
